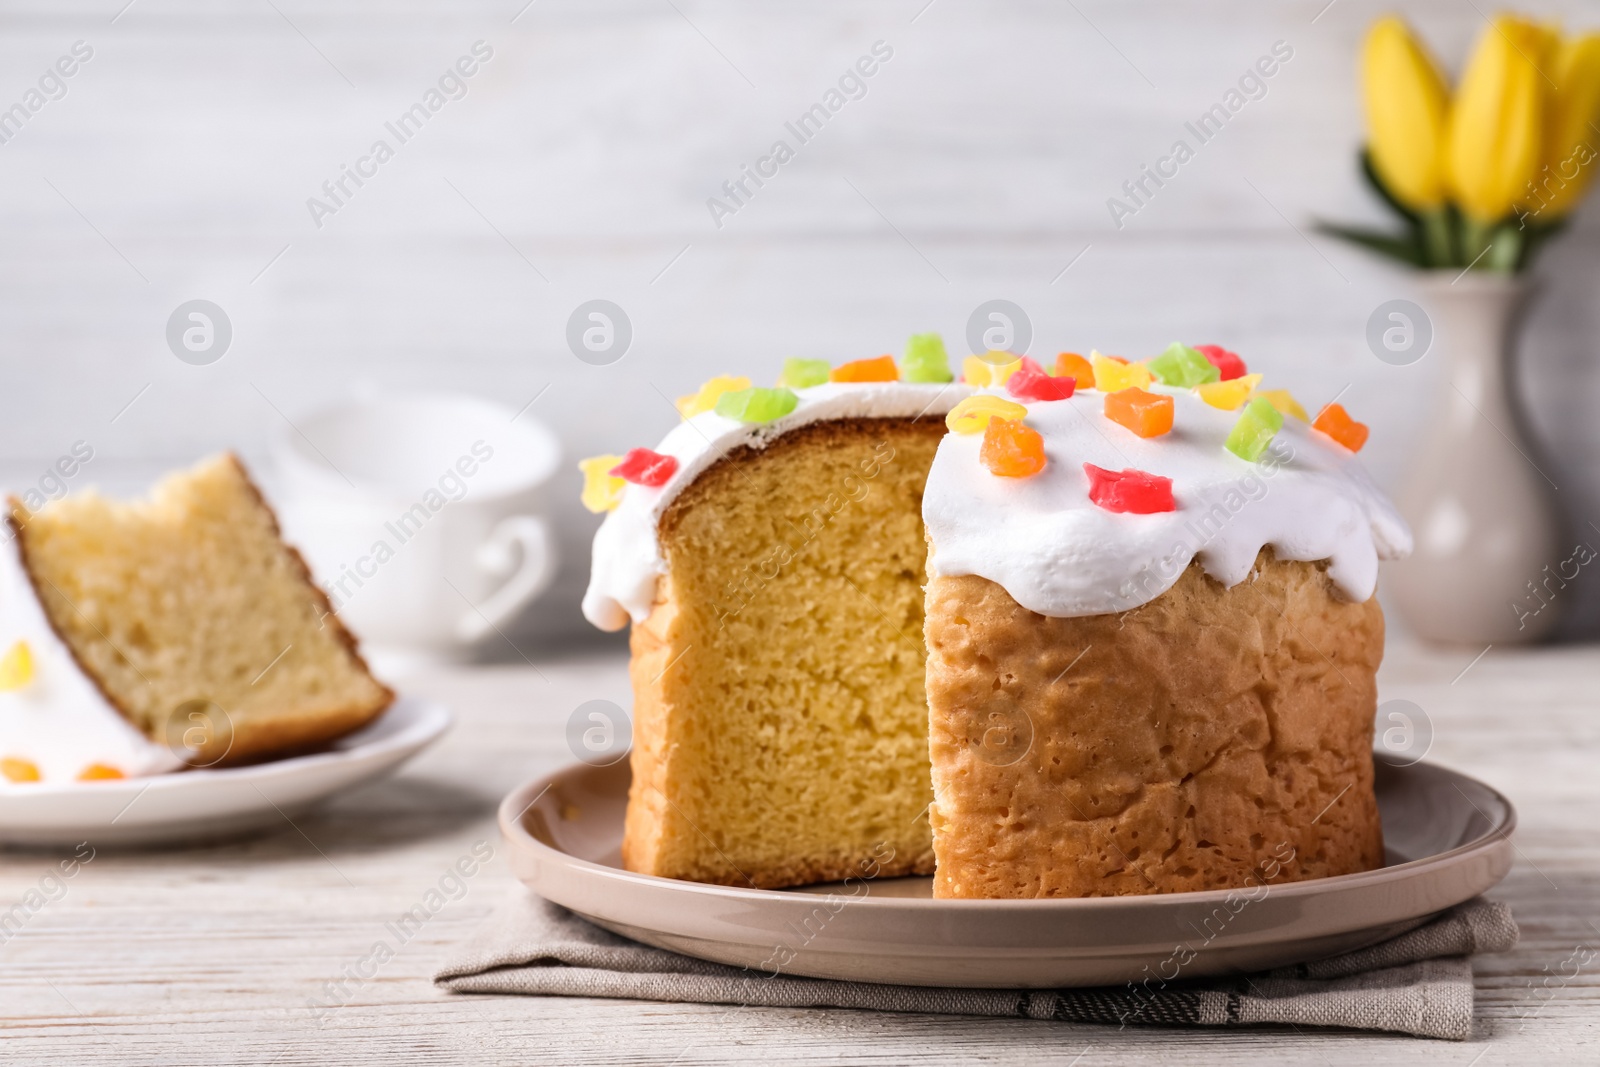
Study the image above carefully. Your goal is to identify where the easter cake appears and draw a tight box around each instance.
[0,454,393,783]
[581,339,1411,897]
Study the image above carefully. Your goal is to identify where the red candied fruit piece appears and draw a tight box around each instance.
[1194,344,1247,381]
[1007,367,1076,402]
[1083,463,1176,514]
[609,448,679,487]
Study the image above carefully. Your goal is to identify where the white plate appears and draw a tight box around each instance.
[501,757,1515,988]
[0,696,450,848]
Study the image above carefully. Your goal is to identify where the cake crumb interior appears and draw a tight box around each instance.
[624,418,944,888]
[14,455,391,765]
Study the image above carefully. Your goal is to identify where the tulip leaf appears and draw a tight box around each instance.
[1486,225,1523,272]
[1360,149,1421,226]
[1456,216,1520,273]
[1313,221,1426,267]
[1419,207,1456,267]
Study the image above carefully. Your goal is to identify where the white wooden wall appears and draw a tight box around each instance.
[4,0,1600,646]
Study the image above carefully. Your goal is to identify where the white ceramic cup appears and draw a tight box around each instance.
[270,391,560,661]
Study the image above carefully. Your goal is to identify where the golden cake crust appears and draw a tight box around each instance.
[924,552,1385,899]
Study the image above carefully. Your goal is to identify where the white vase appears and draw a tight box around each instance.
[1386,272,1566,645]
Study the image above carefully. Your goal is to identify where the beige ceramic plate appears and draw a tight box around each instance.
[0,697,451,848]
[499,758,1513,988]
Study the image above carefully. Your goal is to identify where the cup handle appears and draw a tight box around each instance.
[456,516,556,643]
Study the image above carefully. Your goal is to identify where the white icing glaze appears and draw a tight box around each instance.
[582,379,1413,631]
[0,529,182,784]
[924,385,1412,616]
[582,382,972,630]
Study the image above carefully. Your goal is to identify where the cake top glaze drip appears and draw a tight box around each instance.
[581,348,1412,631]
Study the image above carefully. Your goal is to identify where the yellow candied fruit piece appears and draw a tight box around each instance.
[675,375,752,418]
[961,354,1023,387]
[78,763,125,781]
[0,641,33,691]
[945,395,1028,434]
[579,454,626,514]
[1252,388,1309,422]
[1,756,40,783]
[1196,373,1265,411]
[1090,351,1153,393]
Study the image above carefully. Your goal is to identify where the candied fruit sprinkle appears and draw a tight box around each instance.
[1,756,40,783]
[77,763,125,781]
[609,448,679,487]
[1083,463,1176,514]
[579,454,627,513]
[1054,352,1094,388]
[962,353,1023,387]
[1196,373,1264,411]
[714,386,799,423]
[777,357,830,389]
[946,395,1028,434]
[1147,342,1221,389]
[1104,387,1174,439]
[1090,351,1153,393]
[1007,367,1076,402]
[1225,398,1286,462]
[903,333,954,383]
[0,641,34,691]
[1312,402,1370,452]
[676,375,751,418]
[980,418,1047,477]
[1194,344,1248,381]
[829,355,898,383]
[1252,388,1309,423]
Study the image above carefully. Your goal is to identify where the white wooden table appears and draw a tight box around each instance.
[1,641,1595,1065]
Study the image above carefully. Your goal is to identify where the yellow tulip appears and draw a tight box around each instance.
[1446,16,1551,222]
[1361,16,1451,210]
[1526,33,1600,219]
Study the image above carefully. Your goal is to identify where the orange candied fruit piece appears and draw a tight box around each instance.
[830,354,899,383]
[1312,402,1369,452]
[979,418,1047,478]
[1054,352,1094,388]
[2,756,41,783]
[77,763,126,782]
[1104,387,1174,438]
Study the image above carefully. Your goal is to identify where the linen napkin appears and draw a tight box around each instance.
[435,886,1515,1041]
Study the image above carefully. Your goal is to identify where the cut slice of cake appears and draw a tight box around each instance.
[8,454,392,770]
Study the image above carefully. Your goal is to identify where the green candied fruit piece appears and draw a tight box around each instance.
[902,332,954,383]
[1148,342,1221,388]
[1225,397,1286,462]
[777,357,830,389]
[714,386,799,424]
